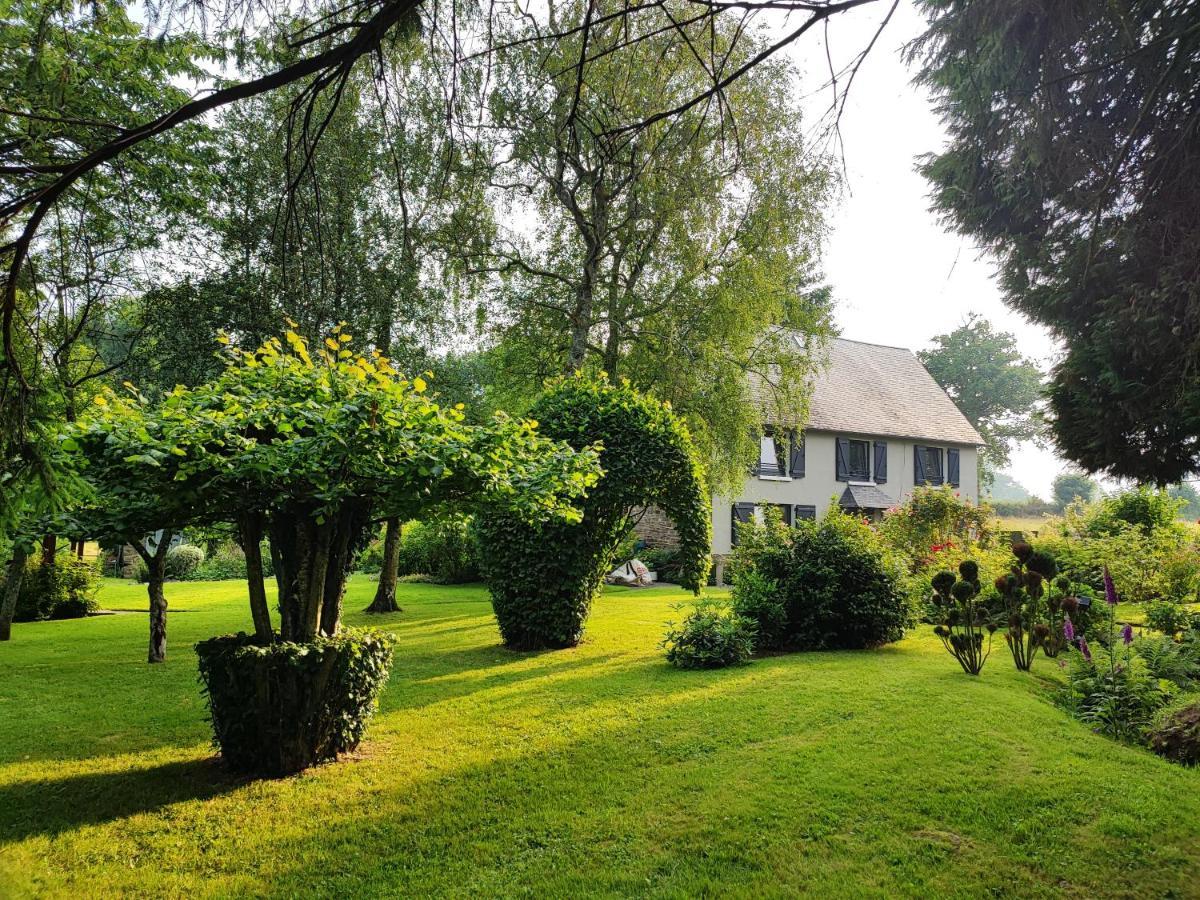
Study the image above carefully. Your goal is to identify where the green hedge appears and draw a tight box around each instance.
[478,375,711,649]
[196,629,395,776]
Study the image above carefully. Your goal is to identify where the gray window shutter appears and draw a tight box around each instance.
[789,431,805,479]
[914,445,927,484]
[731,503,756,546]
[794,504,817,521]
[835,438,851,482]
[948,448,961,487]
[874,441,887,484]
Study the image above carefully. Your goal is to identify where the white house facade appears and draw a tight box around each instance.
[709,337,983,557]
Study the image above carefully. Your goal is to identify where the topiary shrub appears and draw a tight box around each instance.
[1148,693,1200,765]
[15,555,100,621]
[196,628,396,777]
[730,507,911,651]
[164,543,205,580]
[661,603,755,669]
[478,375,711,650]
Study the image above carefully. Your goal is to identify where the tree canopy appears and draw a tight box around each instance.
[912,0,1200,483]
[918,315,1043,476]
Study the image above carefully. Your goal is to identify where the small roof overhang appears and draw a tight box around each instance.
[838,484,893,511]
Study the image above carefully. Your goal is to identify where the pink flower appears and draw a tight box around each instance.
[1079,636,1093,663]
[1063,616,1075,642]
[1121,624,1134,645]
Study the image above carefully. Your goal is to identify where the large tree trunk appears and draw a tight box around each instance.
[238,513,274,643]
[134,531,173,664]
[0,544,29,642]
[366,518,403,614]
[40,533,57,569]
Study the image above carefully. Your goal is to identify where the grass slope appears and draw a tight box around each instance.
[2,576,1199,898]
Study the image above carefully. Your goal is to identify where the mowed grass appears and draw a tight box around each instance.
[2,577,1200,898]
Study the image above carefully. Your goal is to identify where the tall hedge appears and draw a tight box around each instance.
[478,375,711,649]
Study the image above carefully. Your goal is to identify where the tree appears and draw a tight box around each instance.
[911,1,1200,483]
[65,329,600,643]
[918,315,1043,481]
[1168,483,1200,521]
[1052,472,1098,511]
[481,6,835,490]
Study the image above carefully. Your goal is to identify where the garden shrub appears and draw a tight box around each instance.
[640,547,683,583]
[1065,644,1174,741]
[196,628,396,776]
[879,484,995,568]
[15,555,100,621]
[1134,634,1200,690]
[731,569,787,651]
[1145,600,1196,638]
[1148,693,1200,765]
[394,515,480,584]
[730,507,911,651]
[164,544,205,580]
[478,375,711,649]
[661,603,755,669]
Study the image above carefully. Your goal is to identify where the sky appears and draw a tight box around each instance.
[786,1,1066,499]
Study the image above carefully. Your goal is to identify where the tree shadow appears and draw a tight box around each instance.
[0,757,241,844]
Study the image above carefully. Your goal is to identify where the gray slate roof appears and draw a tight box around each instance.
[754,336,983,445]
[839,484,894,510]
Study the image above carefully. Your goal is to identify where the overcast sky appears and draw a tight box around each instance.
[789,1,1065,498]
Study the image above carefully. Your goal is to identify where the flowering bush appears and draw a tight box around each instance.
[879,485,994,569]
[1063,568,1177,742]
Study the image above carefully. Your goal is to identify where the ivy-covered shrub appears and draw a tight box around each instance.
[1148,693,1200,765]
[196,628,396,776]
[661,603,755,669]
[478,375,711,649]
[15,555,100,621]
[164,544,205,580]
[730,507,911,651]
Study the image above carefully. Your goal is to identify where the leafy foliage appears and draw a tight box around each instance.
[196,628,396,776]
[912,0,1200,483]
[1145,601,1197,639]
[661,602,755,670]
[164,545,205,580]
[731,569,788,652]
[730,507,911,651]
[65,331,599,642]
[1051,473,1097,510]
[15,554,99,622]
[880,485,994,569]
[478,375,711,649]
[918,315,1044,473]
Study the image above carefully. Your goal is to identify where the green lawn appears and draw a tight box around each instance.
[2,577,1199,898]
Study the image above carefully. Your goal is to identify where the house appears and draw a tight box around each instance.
[634,337,983,581]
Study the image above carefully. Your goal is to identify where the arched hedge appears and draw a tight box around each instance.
[478,375,711,649]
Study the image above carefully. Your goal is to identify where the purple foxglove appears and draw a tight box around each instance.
[1103,566,1119,606]
[1063,616,1075,641]
[1079,636,1093,663]
[1122,623,1134,645]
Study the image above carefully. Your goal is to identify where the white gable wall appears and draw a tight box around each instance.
[710,431,978,556]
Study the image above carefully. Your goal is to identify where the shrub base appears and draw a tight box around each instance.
[196,629,395,777]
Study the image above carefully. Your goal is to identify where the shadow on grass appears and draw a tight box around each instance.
[0,757,240,843]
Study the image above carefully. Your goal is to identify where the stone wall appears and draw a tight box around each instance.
[632,506,680,548]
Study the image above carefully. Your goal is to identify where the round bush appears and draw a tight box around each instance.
[16,556,100,621]
[1149,693,1200,765]
[733,508,911,651]
[662,604,755,669]
[196,629,395,776]
[164,544,205,580]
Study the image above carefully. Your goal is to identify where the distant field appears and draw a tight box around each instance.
[996,515,1054,535]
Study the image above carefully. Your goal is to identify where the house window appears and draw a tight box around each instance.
[776,503,792,527]
[793,504,817,522]
[756,427,802,479]
[915,446,944,485]
[835,437,871,482]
